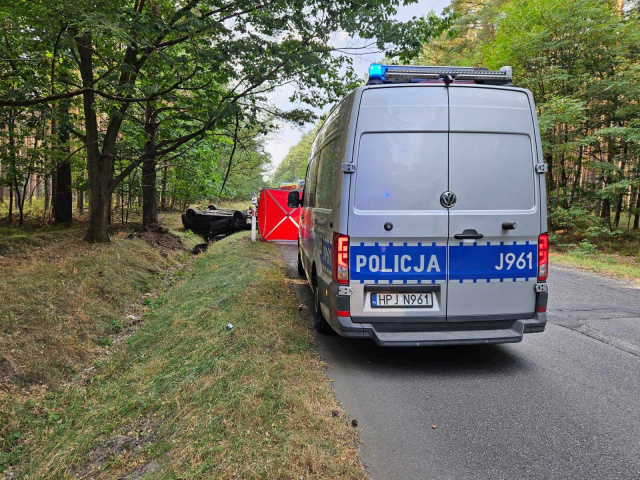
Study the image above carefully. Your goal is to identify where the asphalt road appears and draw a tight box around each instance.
[278,244,640,480]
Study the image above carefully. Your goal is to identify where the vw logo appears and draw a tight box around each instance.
[440,191,457,208]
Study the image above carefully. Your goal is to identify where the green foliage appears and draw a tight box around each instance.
[270,123,321,186]
[417,0,640,234]
[548,206,592,230]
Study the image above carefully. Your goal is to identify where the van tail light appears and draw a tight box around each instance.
[538,233,549,281]
[333,233,349,284]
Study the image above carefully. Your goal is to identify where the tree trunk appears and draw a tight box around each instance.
[108,192,113,226]
[14,177,25,226]
[76,186,84,214]
[544,150,553,209]
[142,160,157,226]
[633,187,640,230]
[569,145,583,207]
[614,194,623,229]
[0,159,4,204]
[7,117,15,222]
[614,141,628,229]
[76,32,112,243]
[53,99,73,225]
[8,184,13,222]
[160,165,168,211]
[142,102,158,227]
[601,198,612,230]
[43,174,50,218]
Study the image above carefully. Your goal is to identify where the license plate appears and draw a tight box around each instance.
[371,292,433,308]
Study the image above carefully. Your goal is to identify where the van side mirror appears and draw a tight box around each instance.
[287,190,302,208]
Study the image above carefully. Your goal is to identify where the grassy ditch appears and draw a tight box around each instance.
[0,222,193,390]
[3,232,365,479]
[0,216,199,472]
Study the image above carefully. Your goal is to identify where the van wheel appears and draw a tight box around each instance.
[313,284,334,335]
[297,250,305,277]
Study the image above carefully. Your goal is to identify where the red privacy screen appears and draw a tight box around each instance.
[258,188,301,242]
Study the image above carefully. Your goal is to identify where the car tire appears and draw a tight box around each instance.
[313,284,334,335]
[297,250,305,277]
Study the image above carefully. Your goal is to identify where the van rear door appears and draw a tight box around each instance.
[348,86,449,322]
[447,87,539,321]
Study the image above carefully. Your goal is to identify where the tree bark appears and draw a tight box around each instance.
[53,100,73,225]
[0,158,4,204]
[44,174,50,217]
[614,141,628,229]
[142,101,158,227]
[76,33,112,242]
[633,186,640,230]
[8,184,13,221]
[160,165,168,211]
[76,186,84,213]
[7,115,17,223]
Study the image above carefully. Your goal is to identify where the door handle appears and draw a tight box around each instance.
[454,229,484,240]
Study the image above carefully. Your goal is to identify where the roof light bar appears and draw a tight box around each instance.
[367,64,513,85]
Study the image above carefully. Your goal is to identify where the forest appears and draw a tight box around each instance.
[1,0,639,245]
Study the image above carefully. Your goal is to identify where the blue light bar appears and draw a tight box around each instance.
[368,63,386,83]
[366,64,513,85]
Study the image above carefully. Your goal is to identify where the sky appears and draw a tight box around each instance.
[264,0,451,175]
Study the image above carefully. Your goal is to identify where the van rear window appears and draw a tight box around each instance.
[449,133,535,211]
[354,132,448,211]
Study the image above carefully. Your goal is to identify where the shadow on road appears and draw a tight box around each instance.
[318,336,531,377]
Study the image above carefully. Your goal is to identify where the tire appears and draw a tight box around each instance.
[232,210,246,227]
[185,208,199,221]
[207,204,218,210]
[297,250,305,277]
[181,213,192,229]
[313,283,334,335]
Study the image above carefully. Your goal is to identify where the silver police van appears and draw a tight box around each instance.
[288,64,549,346]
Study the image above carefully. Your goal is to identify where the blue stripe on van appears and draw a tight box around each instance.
[350,241,537,283]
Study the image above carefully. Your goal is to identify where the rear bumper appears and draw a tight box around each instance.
[330,312,547,347]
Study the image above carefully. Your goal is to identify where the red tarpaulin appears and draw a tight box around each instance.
[258,188,301,242]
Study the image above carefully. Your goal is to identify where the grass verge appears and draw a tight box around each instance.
[3,232,365,479]
[0,220,192,389]
[1,215,200,470]
[551,250,640,284]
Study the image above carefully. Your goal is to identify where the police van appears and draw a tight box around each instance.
[288,64,549,346]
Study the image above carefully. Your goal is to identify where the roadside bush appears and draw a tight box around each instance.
[571,240,599,256]
[549,206,592,231]
[585,225,621,241]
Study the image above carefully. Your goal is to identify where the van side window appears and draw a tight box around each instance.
[315,139,340,210]
[304,156,319,208]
